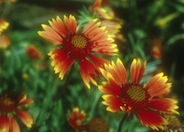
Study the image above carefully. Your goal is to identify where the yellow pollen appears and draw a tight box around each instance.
[127,86,146,102]
[3,98,14,105]
[71,35,87,48]
[0,128,8,132]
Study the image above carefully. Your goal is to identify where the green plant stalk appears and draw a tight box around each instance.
[117,112,128,132]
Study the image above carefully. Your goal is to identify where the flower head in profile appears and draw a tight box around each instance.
[68,107,87,132]
[99,58,179,130]
[78,0,123,40]
[0,93,33,132]
[38,15,118,88]
[150,38,163,60]
[26,45,43,60]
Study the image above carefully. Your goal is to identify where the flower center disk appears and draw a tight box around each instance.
[71,35,87,48]
[3,98,14,106]
[127,86,146,102]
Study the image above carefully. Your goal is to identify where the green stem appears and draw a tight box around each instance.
[89,90,102,118]
[30,63,75,132]
[55,63,75,100]
[117,113,128,132]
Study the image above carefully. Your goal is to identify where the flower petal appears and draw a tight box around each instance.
[9,116,20,132]
[136,109,167,130]
[108,59,127,85]
[49,16,67,38]
[19,98,33,106]
[146,73,171,97]
[83,20,99,35]
[18,93,33,105]
[91,0,102,9]
[100,59,127,85]
[0,19,9,33]
[49,49,68,63]
[84,20,118,55]
[72,107,79,119]
[0,115,9,132]
[79,59,97,88]
[38,24,63,44]
[63,15,77,34]
[16,110,33,128]
[146,73,166,88]
[48,49,73,80]
[99,79,122,96]
[148,98,179,114]
[89,55,109,68]
[102,95,122,112]
[130,59,146,84]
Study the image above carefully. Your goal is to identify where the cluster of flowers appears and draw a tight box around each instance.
[38,0,179,131]
[0,1,35,132]
[0,0,181,131]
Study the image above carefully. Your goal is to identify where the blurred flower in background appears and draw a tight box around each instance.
[78,0,125,43]
[150,38,163,60]
[38,15,118,88]
[99,58,179,130]
[91,0,122,37]
[26,45,43,60]
[150,114,184,132]
[68,107,108,132]
[0,19,10,49]
[68,107,87,132]
[0,34,10,49]
[0,19,9,34]
[0,93,33,132]
[86,117,108,132]
[162,114,184,132]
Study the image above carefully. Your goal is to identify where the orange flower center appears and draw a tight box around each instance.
[3,98,14,105]
[127,86,146,102]
[71,35,87,48]
[0,97,16,112]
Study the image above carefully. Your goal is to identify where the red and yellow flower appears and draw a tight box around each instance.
[0,19,9,34]
[68,107,87,132]
[90,0,123,39]
[99,58,179,130]
[0,35,10,49]
[0,19,10,49]
[26,45,43,60]
[150,38,163,60]
[38,15,118,88]
[0,93,33,132]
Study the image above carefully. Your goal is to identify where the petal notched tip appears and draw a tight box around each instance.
[116,58,122,65]
[41,24,47,29]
